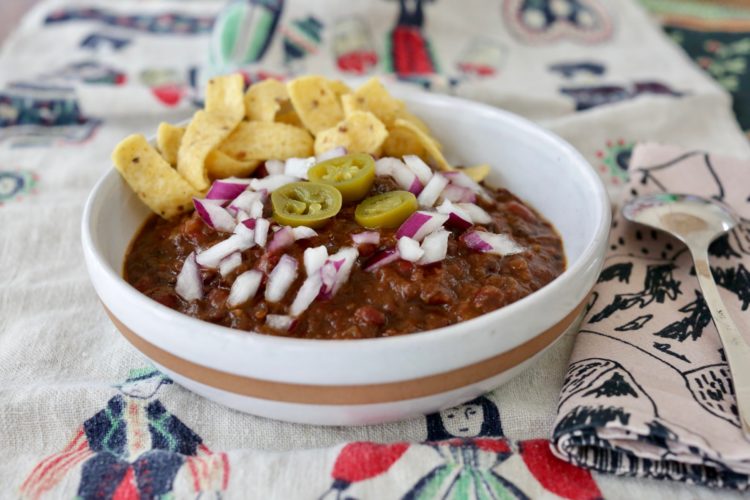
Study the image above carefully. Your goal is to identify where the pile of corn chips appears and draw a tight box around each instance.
[112,74,488,219]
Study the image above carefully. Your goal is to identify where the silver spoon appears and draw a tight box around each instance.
[622,193,750,436]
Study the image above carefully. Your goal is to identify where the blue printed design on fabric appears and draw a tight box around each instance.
[44,8,214,35]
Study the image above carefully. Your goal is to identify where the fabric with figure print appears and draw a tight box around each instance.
[552,143,750,489]
[4,0,750,498]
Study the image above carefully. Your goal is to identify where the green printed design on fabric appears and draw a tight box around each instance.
[150,411,179,452]
[101,406,125,456]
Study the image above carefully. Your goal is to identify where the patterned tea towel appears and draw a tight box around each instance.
[552,143,750,489]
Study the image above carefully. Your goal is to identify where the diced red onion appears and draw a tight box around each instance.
[196,235,245,268]
[417,173,449,208]
[194,198,236,232]
[267,226,295,253]
[316,146,347,163]
[219,251,242,277]
[318,247,358,298]
[235,209,250,223]
[206,178,251,201]
[441,184,476,203]
[227,190,264,215]
[437,200,473,230]
[464,230,524,256]
[352,231,380,246]
[241,218,257,230]
[403,155,433,185]
[265,254,298,302]
[175,252,202,301]
[396,211,449,242]
[290,271,323,316]
[304,245,328,275]
[249,174,297,192]
[444,171,489,199]
[249,200,264,219]
[292,226,317,240]
[456,203,492,224]
[233,221,255,248]
[397,236,424,262]
[284,157,316,179]
[419,229,450,265]
[227,269,263,307]
[265,314,296,331]
[375,157,423,194]
[363,247,400,272]
[254,218,270,247]
[265,160,285,176]
[375,157,397,177]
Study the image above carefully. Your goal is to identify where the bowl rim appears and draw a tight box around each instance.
[82,89,610,354]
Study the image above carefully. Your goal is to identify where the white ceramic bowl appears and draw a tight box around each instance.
[82,89,610,426]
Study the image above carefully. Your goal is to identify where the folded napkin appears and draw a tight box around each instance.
[552,143,750,489]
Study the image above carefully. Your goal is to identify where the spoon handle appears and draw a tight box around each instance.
[692,248,750,436]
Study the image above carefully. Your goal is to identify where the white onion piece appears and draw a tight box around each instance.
[206,178,251,201]
[233,221,255,248]
[375,157,422,194]
[265,314,296,331]
[265,160,285,176]
[363,248,400,272]
[227,190,264,215]
[352,231,380,246]
[254,218,270,247]
[175,252,202,301]
[267,226,295,253]
[441,184,476,203]
[284,157,315,179]
[292,226,317,240]
[464,231,524,256]
[219,252,242,277]
[228,269,263,307]
[403,155,433,185]
[316,146,347,162]
[419,230,450,265]
[304,245,328,275]
[265,255,298,302]
[417,173,449,208]
[397,236,424,262]
[456,203,492,224]
[196,235,245,268]
[396,211,449,242]
[290,272,322,316]
[194,198,236,232]
[249,174,297,192]
[249,200,264,219]
[319,247,358,299]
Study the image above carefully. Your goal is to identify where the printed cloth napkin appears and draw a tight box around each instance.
[3,0,750,498]
[552,143,750,489]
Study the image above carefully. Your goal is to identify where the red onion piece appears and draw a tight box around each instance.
[419,229,450,265]
[375,157,422,194]
[193,198,236,232]
[227,190,264,215]
[228,269,263,307]
[444,171,490,199]
[267,226,295,253]
[397,236,424,262]
[254,218,270,247]
[292,226,317,240]
[417,173,449,208]
[196,235,245,268]
[219,251,242,277]
[316,146,347,163]
[284,157,316,179]
[351,231,380,246]
[437,200,473,230]
[441,184,476,203]
[374,157,397,177]
[175,252,202,301]
[265,254,298,302]
[396,211,449,242]
[241,218,257,230]
[363,247,400,272]
[290,271,323,316]
[318,248,358,298]
[445,212,473,231]
[456,202,492,224]
[206,178,251,201]
[235,209,250,224]
[265,314,296,331]
[303,245,328,275]
[233,221,256,249]
[248,200,264,219]
[249,174,297,192]
[265,160,285,176]
[403,155,434,185]
[464,230,524,256]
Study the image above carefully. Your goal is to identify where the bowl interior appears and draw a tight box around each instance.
[90,91,605,315]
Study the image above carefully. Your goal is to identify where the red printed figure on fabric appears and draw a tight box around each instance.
[332,18,379,75]
[20,368,229,499]
[387,0,439,79]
